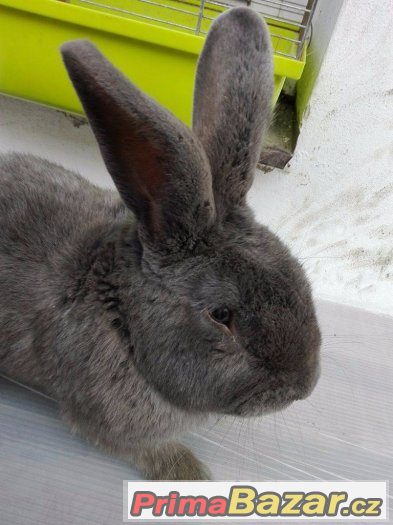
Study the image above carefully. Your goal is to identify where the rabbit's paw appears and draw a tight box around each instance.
[137,442,212,480]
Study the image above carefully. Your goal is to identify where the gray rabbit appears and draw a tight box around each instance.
[0,8,320,480]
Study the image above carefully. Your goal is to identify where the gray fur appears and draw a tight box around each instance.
[0,8,320,480]
[193,8,273,216]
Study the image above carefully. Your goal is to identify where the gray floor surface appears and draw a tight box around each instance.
[0,300,392,524]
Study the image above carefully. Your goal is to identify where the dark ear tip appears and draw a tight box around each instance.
[213,7,270,43]
[60,39,99,63]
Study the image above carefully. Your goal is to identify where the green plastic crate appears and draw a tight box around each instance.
[0,0,307,125]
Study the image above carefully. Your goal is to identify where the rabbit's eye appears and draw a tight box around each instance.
[210,307,231,326]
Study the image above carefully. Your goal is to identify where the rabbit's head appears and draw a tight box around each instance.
[61,8,320,417]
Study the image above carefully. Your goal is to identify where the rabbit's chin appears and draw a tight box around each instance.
[227,366,320,418]
[230,395,297,418]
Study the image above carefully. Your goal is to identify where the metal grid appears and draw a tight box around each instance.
[68,0,318,59]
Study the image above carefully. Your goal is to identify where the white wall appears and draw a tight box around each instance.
[0,0,392,316]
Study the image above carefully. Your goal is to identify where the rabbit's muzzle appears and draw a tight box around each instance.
[229,315,321,417]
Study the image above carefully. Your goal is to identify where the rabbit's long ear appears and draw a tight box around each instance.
[61,41,215,247]
[193,8,273,215]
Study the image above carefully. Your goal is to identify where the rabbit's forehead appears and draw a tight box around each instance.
[191,248,288,305]
[171,220,303,307]
[215,225,289,277]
